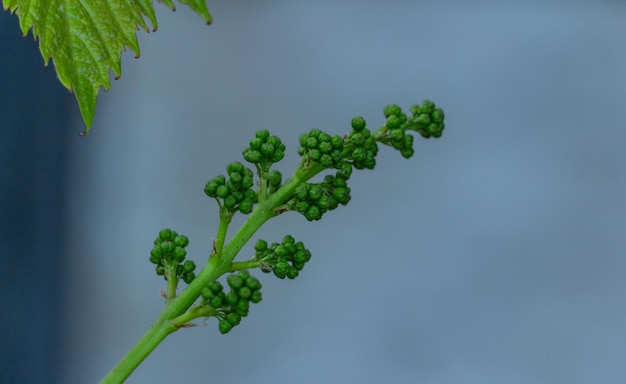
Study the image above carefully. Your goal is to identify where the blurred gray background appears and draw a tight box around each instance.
[7,1,625,383]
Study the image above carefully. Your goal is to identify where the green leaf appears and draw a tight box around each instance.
[2,0,212,135]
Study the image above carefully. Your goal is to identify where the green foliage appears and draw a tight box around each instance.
[2,0,212,133]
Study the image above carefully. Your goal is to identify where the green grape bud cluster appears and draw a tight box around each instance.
[383,104,414,158]
[254,235,312,279]
[204,162,258,214]
[200,270,262,334]
[297,129,345,169]
[378,100,445,159]
[149,229,196,284]
[290,173,351,221]
[344,117,379,170]
[243,129,286,166]
[409,100,445,139]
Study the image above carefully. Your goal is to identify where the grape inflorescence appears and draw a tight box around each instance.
[149,101,444,335]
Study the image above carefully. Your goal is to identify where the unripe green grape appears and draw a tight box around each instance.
[182,260,196,273]
[235,299,249,313]
[282,235,295,245]
[274,261,289,278]
[429,123,443,138]
[242,172,254,189]
[204,178,222,197]
[249,137,264,150]
[227,162,244,175]
[272,149,285,162]
[384,104,402,118]
[201,287,213,300]
[267,135,281,147]
[238,286,252,299]
[174,235,189,247]
[416,114,430,125]
[229,171,242,185]
[225,291,239,306]
[245,276,262,291]
[306,205,322,221]
[268,170,282,188]
[159,229,174,242]
[256,129,270,141]
[239,199,254,214]
[293,261,305,271]
[309,149,321,161]
[386,115,401,129]
[333,187,350,205]
[299,133,309,147]
[308,185,323,201]
[243,149,262,163]
[223,195,238,210]
[208,281,224,294]
[161,241,175,255]
[418,100,435,115]
[227,274,244,289]
[305,137,318,149]
[210,295,223,308]
[326,196,339,210]
[350,132,365,145]
[320,154,334,167]
[156,265,165,276]
[215,185,229,198]
[219,319,233,334]
[390,129,404,141]
[286,267,299,279]
[332,175,347,188]
[351,116,366,131]
[250,290,262,303]
[352,148,365,162]
[150,246,163,259]
[255,239,268,252]
[244,189,257,200]
[293,250,308,264]
[330,149,343,163]
[238,269,251,280]
[432,108,444,123]
[275,244,288,257]
[295,201,309,214]
[317,195,329,210]
[405,134,414,147]
[309,128,322,138]
[182,272,195,284]
[331,135,344,149]
[294,183,309,200]
[401,148,414,158]
[319,141,333,154]
[260,142,275,156]
[226,312,241,326]
[173,247,186,262]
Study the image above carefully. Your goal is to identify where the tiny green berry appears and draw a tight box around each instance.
[219,320,233,334]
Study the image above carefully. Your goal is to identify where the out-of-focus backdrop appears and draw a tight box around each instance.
[2,1,626,383]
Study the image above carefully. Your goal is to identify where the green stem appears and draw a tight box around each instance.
[99,311,178,384]
[214,207,233,257]
[228,260,262,272]
[165,263,178,301]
